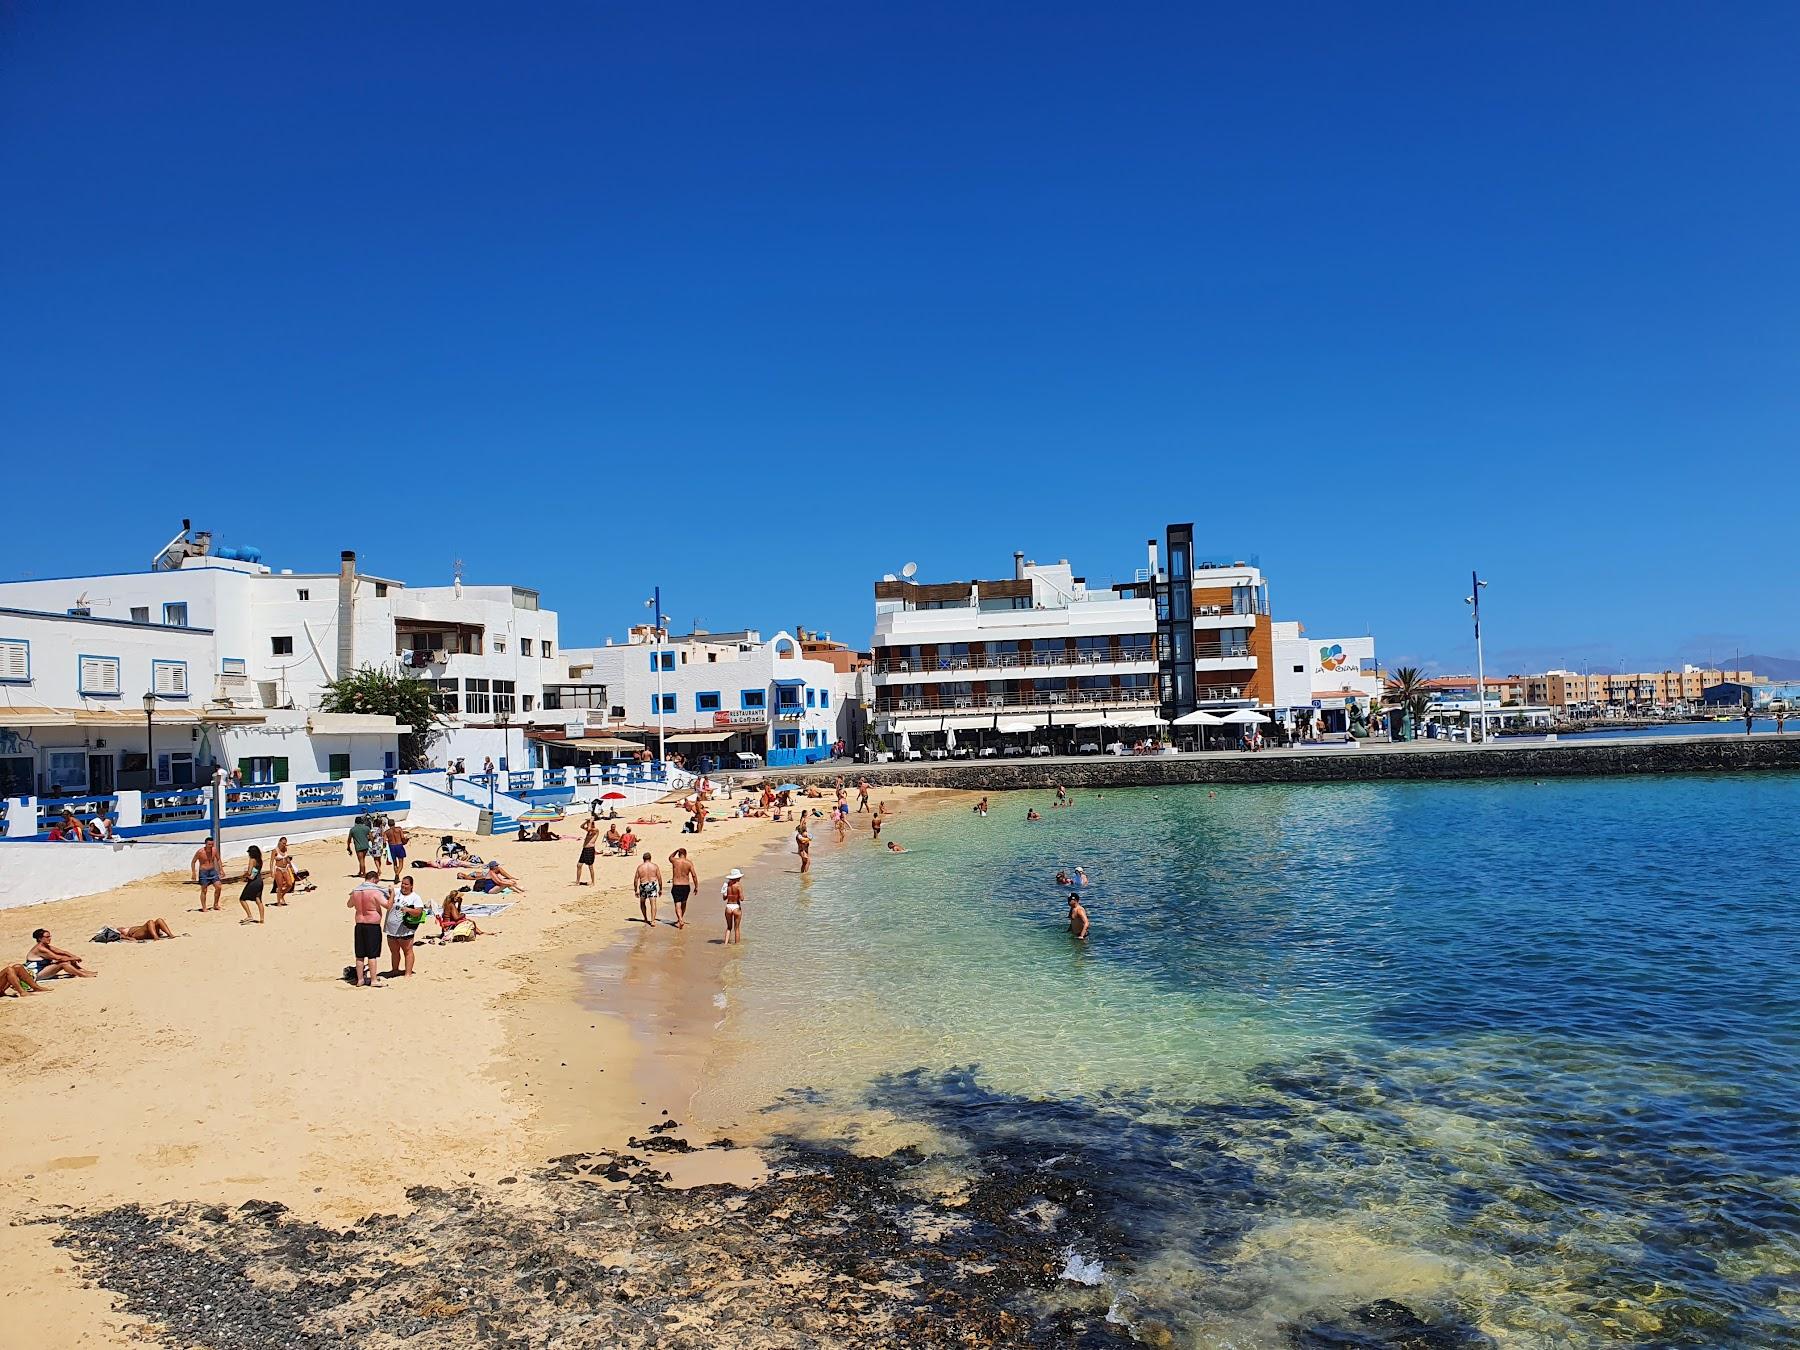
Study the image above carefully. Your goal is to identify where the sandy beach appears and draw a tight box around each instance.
[1,780,933,1348]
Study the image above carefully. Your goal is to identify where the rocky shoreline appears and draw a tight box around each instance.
[44,1117,1495,1349]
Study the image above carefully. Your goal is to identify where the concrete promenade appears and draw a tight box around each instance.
[769,733,1800,791]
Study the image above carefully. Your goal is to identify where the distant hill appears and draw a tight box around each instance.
[1739,653,1800,681]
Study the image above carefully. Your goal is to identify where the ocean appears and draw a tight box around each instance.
[686,774,1800,1346]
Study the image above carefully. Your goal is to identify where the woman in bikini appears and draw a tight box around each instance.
[438,889,485,942]
[271,837,296,905]
[721,868,745,944]
[118,918,178,940]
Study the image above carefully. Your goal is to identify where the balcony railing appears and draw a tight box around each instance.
[878,686,1160,715]
[1193,644,1251,661]
[873,648,1155,677]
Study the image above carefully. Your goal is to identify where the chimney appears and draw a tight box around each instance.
[337,551,356,680]
[1013,550,1025,581]
[1147,538,1160,582]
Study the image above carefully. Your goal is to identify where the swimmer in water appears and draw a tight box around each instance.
[1068,892,1089,941]
[1026,808,1041,822]
[885,841,907,853]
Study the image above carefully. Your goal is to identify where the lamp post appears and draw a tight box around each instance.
[1464,572,1489,744]
[142,692,158,792]
[645,587,668,765]
[494,707,512,809]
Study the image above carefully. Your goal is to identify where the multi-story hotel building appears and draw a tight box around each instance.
[870,525,1374,742]
[1521,666,1755,711]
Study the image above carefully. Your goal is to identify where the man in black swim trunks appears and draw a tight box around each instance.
[576,817,599,886]
[668,847,696,929]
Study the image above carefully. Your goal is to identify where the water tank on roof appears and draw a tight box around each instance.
[217,546,240,560]
[241,546,262,563]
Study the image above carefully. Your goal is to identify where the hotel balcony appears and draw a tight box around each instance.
[871,649,1155,682]
[875,686,1160,718]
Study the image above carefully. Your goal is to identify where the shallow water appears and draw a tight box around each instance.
[691,776,1800,1346]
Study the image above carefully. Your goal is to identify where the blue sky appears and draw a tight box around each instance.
[3,4,1795,674]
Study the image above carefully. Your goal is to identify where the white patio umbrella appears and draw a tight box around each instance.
[996,718,1043,734]
[1072,714,1114,729]
[1221,709,1270,724]
[1115,712,1168,727]
[1173,710,1227,726]
[900,729,911,755]
[944,726,956,751]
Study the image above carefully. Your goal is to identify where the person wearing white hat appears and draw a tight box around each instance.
[721,868,745,944]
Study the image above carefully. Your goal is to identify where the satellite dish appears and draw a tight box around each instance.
[881,573,897,582]
[901,561,918,579]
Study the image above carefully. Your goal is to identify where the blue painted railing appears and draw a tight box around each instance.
[297,781,345,808]
[41,793,119,824]
[507,770,535,793]
[143,788,210,825]
[357,775,398,807]
[225,785,282,817]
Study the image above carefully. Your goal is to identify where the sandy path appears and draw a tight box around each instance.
[0,779,920,1347]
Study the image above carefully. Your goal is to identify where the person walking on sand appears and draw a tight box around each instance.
[721,867,745,943]
[576,816,599,886]
[870,809,884,842]
[669,847,697,929]
[238,845,267,924]
[383,874,425,978]
[384,819,409,882]
[347,816,373,876]
[834,803,848,842]
[633,851,664,926]
[795,818,812,874]
[857,779,870,813]
[348,870,390,989]
[192,837,224,912]
[1068,892,1090,942]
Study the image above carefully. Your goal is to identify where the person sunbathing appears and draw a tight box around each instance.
[26,929,95,978]
[436,890,486,942]
[456,860,523,893]
[2,963,49,996]
[117,918,177,941]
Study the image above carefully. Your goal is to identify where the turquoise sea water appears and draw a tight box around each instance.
[690,775,1799,1346]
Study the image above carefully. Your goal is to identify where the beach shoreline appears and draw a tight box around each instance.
[1,780,939,1347]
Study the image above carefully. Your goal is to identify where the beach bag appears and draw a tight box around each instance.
[92,926,125,943]
[401,899,428,929]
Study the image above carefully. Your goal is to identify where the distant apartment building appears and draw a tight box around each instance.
[1521,666,1755,711]
[548,627,855,770]
[869,525,1378,742]
[0,523,556,796]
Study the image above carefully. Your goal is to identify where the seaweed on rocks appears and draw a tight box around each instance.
[47,1131,1137,1348]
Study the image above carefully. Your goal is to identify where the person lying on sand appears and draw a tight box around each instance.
[26,929,96,978]
[117,918,178,941]
[2,963,50,996]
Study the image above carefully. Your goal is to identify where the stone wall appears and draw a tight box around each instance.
[775,737,1800,792]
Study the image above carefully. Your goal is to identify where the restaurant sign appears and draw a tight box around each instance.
[712,710,765,727]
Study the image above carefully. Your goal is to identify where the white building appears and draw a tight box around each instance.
[549,627,854,771]
[0,522,559,796]
[870,527,1379,746]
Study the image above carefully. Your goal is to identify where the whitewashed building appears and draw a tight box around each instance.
[0,523,558,796]
[549,627,854,771]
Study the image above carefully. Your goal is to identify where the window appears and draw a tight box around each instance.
[707,652,717,663]
[652,693,676,714]
[494,636,507,653]
[610,705,626,719]
[152,660,189,698]
[542,641,554,659]
[156,751,196,786]
[696,691,721,712]
[650,652,675,672]
[493,679,517,715]
[543,684,608,710]
[806,689,816,707]
[222,657,247,676]
[271,636,294,656]
[0,638,28,684]
[820,690,830,708]
[130,606,149,624]
[426,679,459,714]
[163,602,188,627]
[521,638,533,656]
[522,694,534,711]
[373,583,388,598]
[296,588,310,601]
[776,686,801,708]
[464,678,491,715]
[1293,664,1305,674]
[740,689,766,710]
[78,655,121,696]
[328,753,350,781]
[774,729,799,750]
[47,750,88,794]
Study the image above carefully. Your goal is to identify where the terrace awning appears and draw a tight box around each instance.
[560,735,645,752]
[0,706,268,728]
[306,713,412,736]
[664,729,740,745]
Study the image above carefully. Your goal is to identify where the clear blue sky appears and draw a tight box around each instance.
[3,4,1795,674]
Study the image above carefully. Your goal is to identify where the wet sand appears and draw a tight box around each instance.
[1,782,932,1347]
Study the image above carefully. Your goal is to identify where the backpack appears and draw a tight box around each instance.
[92,927,125,943]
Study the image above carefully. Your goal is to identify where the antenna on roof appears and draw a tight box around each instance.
[453,558,463,599]
[901,561,917,579]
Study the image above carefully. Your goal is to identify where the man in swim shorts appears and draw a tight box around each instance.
[1068,892,1090,942]
[191,838,224,912]
[576,817,599,886]
[669,847,696,929]
[633,851,663,926]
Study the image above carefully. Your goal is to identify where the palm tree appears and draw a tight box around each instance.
[1386,667,1431,741]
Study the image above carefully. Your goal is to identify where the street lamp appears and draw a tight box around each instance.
[644,587,668,765]
[142,692,158,791]
[494,707,512,810]
[1464,573,1489,744]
